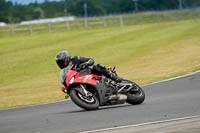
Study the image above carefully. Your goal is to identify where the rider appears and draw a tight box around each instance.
[55,51,122,83]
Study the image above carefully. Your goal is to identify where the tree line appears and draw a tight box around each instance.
[0,0,200,23]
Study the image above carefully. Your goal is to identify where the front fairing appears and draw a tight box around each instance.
[60,65,78,87]
[61,66,103,92]
[66,69,78,87]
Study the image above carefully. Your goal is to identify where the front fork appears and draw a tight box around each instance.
[65,84,92,100]
[80,84,93,97]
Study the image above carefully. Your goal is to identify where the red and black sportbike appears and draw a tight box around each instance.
[61,65,145,110]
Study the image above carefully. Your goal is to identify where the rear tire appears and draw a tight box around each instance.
[70,87,99,110]
[126,84,145,105]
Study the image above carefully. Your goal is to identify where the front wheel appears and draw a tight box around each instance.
[70,87,99,110]
[126,84,145,105]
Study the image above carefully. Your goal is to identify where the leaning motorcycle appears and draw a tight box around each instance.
[60,65,145,110]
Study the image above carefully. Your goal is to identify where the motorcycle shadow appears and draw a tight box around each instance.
[66,104,134,114]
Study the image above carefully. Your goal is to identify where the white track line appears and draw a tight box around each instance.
[142,70,200,87]
[79,70,200,133]
[80,115,200,133]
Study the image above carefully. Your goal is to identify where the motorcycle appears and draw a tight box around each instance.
[60,65,145,110]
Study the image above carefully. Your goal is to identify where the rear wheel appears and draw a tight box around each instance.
[126,84,145,105]
[70,87,99,110]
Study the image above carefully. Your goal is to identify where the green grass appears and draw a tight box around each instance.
[0,20,200,109]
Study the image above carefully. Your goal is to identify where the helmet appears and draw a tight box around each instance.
[55,51,71,69]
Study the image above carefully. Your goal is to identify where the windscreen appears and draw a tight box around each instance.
[60,66,70,83]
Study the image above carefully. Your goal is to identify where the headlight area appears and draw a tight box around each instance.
[69,76,75,84]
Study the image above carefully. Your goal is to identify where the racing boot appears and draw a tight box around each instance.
[109,72,123,83]
[94,64,123,83]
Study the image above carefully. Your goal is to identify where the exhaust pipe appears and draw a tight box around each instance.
[109,94,127,105]
[116,94,127,104]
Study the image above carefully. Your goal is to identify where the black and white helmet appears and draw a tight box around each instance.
[55,51,71,69]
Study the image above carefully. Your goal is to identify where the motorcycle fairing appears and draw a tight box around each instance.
[74,74,102,84]
[91,78,116,105]
[66,68,102,86]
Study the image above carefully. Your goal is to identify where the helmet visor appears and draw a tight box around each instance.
[56,59,66,69]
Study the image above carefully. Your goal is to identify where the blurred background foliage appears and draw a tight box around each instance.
[0,0,200,23]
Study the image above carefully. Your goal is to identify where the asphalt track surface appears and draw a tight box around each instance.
[1,72,200,133]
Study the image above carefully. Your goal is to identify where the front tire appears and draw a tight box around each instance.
[126,84,145,105]
[70,88,99,110]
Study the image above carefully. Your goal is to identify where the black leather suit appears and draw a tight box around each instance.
[70,56,120,82]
